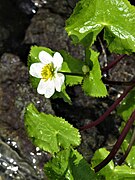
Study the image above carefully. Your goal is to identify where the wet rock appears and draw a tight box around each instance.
[31,0,48,8]
[24,5,84,61]
[14,0,37,15]
[0,0,35,56]
[0,53,54,179]
[0,140,44,180]
[32,0,78,15]
[42,0,72,16]
[0,53,54,128]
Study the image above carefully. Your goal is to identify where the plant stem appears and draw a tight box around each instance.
[80,84,135,131]
[103,79,135,86]
[59,71,84,77]
[117,126,135,165]
[94,110,135,172]
[98,37,108,67]
[102,54,126,72]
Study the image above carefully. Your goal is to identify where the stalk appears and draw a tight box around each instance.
[94,110,135,172]
[117,127,135,165]
[103,79,135,86]
[102,55,126,72]
[80,84,135,131]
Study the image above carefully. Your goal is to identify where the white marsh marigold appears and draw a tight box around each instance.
[29,51,65,98]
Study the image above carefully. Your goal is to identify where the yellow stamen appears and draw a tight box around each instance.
[41,63,54,80]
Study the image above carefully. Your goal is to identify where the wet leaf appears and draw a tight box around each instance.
[44,148,97,180]
[117,88,135,122]
[91,148,114,177]
[66,0,135,54]
[92,148,135,180]
[60,50,84,86]
[25,104,81,154]
[82,49,108,97]
[125,146,135,169]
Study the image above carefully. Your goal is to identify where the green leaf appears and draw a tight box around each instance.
[125,146,135,169]
[82,49,108,97]
[92,148,135,180]
[44,148,97,180]
[66,0,135,54]
[119,123,135,169]
[24,104,81,154]
[91,148,114,177]
[114,165,135,179]
[117,88,135,122]
[119,122,133,153]
[28,46,54,67]
[60,50,84,86]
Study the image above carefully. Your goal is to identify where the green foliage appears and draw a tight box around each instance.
[92,148,114,177]
[119,122,133,152]
[125,146,135,169]
[117,88,135,122]
[24,103,81,154]
[28,45,54,68]
[92,148,135,179]
[82,49,108,97]
[60,50,84,86]
[44,148,97,180]
[66,0,135,54]
[119,123,135,169]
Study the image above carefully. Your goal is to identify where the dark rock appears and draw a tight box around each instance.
[32,0,78,15]
[24,7,84,62]
[0,53,54,179]
[31,0,48,8]
[14,0,37,15]
[109,55,135,82]
[0,0,35,56]
[0,140,45,180]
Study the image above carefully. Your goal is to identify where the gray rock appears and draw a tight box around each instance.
[0,53,54,179]
[32,0,77,14]
[24,6,84,60]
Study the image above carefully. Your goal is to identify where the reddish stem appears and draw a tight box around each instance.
[103,79,135,86]
[94,110,135,172]
[117,127,135,165]
[80,84,135,131]
[102,55,126,72]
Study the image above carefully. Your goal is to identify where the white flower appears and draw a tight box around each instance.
[29,51,65,98]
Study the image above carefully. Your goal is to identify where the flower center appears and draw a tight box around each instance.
[41,63,54,80]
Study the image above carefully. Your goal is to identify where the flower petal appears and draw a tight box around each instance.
[54,73,65,92]
[39,51,52,65]
[29,63,44,78]
[37,79,55,98]
[52,52,63,71]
